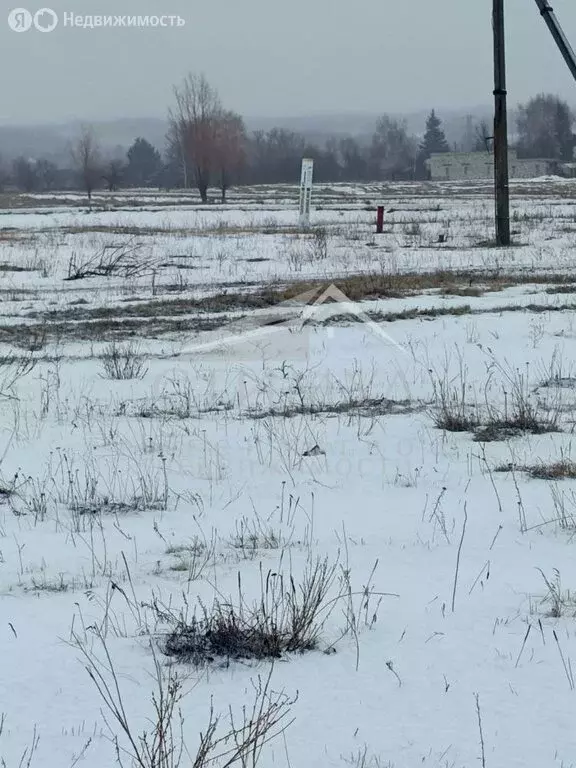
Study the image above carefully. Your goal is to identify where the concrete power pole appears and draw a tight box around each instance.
[493,0,511,246]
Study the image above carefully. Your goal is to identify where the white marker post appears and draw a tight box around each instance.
[298,158,314,228]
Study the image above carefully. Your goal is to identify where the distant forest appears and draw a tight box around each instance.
[0,75,573,200]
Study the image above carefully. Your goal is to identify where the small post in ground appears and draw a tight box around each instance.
[376,205,384,234]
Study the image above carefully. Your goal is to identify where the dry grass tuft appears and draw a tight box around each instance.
[495,460,576,480]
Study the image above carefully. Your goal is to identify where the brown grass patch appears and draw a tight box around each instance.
[441,285,486,298]
[495,460,576,480]
[267,270,576,304]
[546,285,576,295]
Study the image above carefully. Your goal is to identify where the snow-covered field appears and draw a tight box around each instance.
[2,179,576,768]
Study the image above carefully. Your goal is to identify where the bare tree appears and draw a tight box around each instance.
[164,122,189,189]
[475,120,492,152]
[338,137,368,181]
[517,94,575,160]
[169,73,222,202]
[0,154,9,192]
[370,115,417,180]
[12,156,39,192]
[70,125,102,207]
[214,110,246,202]
[36,158,59,191]
[102,157,125,192]
[246,128,306,184]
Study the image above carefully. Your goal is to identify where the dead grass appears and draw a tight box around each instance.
[5,265,576,348]
[59,222,299,237]
[546,285,576,295]
[65,241,152,280]
[440,285,487,298]
[0,312,240,347]
[99,342,148,380]
[247,397,419,420]
[161,559,339,665]
[8,297,576,349]
[320,305,474,326]
[212,270,576,314]
[430,359,563,442]
[272,271,491,302]
[473,420,560,443]
[0,263,35,273]
[62,224,193,237]
[495,460,576,480]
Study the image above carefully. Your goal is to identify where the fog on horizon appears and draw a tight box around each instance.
[2,0,576,124]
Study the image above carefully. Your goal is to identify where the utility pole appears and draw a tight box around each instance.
[493,0,511,246]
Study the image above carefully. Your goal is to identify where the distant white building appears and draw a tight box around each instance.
[560,162,576,178]
[426,150,559,181]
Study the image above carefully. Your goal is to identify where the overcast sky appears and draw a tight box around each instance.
[2,0,576,123]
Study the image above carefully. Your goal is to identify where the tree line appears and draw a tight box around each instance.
[0,75,574,201]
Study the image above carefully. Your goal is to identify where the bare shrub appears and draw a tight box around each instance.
[66,241,153,281]
[430,357,563,440]
[161,557,390,667]
[162,558,340,665]
[65,462,169,521]
[100,342,148,380]
[125,374,232,421]
[550,485,576,529]
[247,362,414,421]
[74,631,295,768]
[535,568,576,618]
[475,362,562,442]
[428,362,480,432]
[309,227,329,260]
[0,353,36,399]
[490,362,559,431]
[167,531,216,582]
[229,515,286,557]
[12,449,171,526]
[538,350,576,389]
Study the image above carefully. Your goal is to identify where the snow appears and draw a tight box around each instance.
[2,180,576,767]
